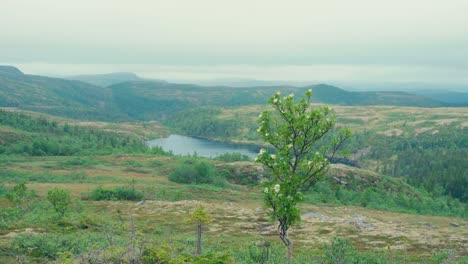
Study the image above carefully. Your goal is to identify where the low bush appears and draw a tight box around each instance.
[214,152,251,162]
[47,188,72,218]
[11,232,111,259]
[143,243,233,264]
[86,186,144,201]
[169,160,226,186]
[0,183,7,197]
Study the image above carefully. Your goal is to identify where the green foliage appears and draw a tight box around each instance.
[47,188,72,218]
[344,129,468,202]
[11,232,110,260]
[214,152,251,162]
[0,183,7,197]
[142,243,232,264]
[0,207,23,230]
[169,160,225,186]
[303,179,467,218]
[188,205,211,225]
[59,157,98,167]
[256,90,351,256]
[323,237,360,263]
[188,205,211,255]
[0,110,148,156]
[167,106,240,138]
[0,169,123,184]
[5,182,35,208]
[86,185,144,201]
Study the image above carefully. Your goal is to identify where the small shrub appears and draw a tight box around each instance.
[11,232,109,259]
[60,157,98,167]
[323,237,359,264]
[6,182,35,208]
[142,243,232,264]
[214,152,251,162]
[47,188,72,218]
[86,186,144,201]
[0,183,7,196]
[169,161,219,185]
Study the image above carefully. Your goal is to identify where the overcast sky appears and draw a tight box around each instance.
[1,0,468,85]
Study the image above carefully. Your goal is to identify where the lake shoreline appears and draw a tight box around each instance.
[145,134,261,159]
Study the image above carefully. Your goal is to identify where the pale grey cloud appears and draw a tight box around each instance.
[1,0,468,84]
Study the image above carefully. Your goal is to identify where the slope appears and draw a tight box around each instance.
[66,72,166,87]
[110,82,448,120]
[0,66,127,121]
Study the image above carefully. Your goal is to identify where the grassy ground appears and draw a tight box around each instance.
[213,104,468,142]
[0,105,467,262]
[1,154,466,262]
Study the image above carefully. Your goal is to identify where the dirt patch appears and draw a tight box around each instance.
[0,228,45,239]
[435,119,458,126]
[414,127,434,136]
[381,129,403,137]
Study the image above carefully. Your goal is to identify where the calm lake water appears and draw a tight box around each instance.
[146,134,259,159]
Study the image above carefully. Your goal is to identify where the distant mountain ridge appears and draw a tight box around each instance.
[66,72,167,87]
[0,65,24,76]
[108,81,448,120]
[0,65,459,121]
[0,66,127,120]
[408,90,468,105]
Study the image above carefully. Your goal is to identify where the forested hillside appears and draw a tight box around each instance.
[0,110,148,155]
[0,67,126,120]
[0,66,454,122]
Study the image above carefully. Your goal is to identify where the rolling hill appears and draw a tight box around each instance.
[66,72,167,87]
[408,90,468,105]
[0,66,127,120]
[0,65,452,121]
[110,81,448,120]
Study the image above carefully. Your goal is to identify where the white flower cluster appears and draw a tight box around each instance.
[274,184,280,194]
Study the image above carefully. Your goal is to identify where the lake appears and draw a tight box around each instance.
[146,134,260,159]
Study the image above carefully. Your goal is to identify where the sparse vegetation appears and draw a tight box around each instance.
[0,84,467,263]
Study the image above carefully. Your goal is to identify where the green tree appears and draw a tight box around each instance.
[6,182,32,209]
[188,205,211,255]
[47,188,72,218]
[256,90,351,262]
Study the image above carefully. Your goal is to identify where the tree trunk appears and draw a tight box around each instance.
[196,223,202,255]
[279,225,294,263]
